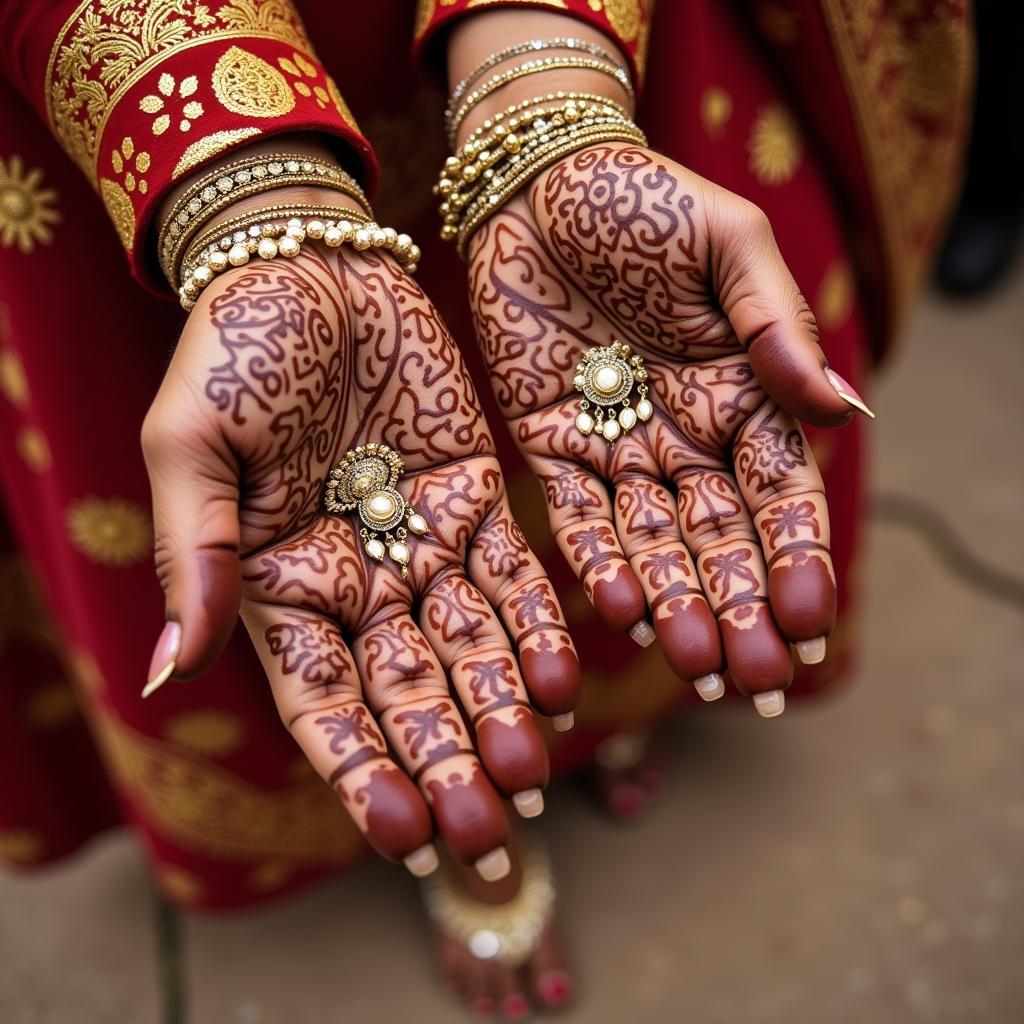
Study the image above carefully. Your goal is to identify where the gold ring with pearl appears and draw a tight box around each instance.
[323,443,429,577]
[572,341,653,444]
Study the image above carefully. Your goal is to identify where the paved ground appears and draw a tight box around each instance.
[2,262,1022,1024]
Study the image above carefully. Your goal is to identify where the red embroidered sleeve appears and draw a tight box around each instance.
[412,0,653,87]
[0,0,377,285]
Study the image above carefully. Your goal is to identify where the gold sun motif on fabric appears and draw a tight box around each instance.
[0,156,61,253]
[747,103,803,185]
[66,496,152,566]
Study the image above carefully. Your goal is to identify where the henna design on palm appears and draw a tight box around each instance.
[146,242,581,874]
[466,143,838,701]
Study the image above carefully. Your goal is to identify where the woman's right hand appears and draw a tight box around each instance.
[141,240,580,879]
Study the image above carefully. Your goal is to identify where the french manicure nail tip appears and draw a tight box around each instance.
[512,788,545,818]
[629,620,656,647]
[693,673,725,701]
[141,659,176,699]
[753,689,786,718]
[796,637,827,665]
[475,846,511,882]
[403,844,439,877]
[551,712,575,732]
[824,367,876,419]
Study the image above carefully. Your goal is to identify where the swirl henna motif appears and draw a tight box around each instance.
[150,240,582,874]
[465,141,838,702]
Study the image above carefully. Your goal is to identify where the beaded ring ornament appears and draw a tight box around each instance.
[573,341,653,444]
[323,443,429,577]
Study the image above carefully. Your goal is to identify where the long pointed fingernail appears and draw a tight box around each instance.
[693,673,725,701]
[512,788,545,818]
[629,620,656,647]
[142,621,181,698]
[824,367,875,419]
[403,844,439,877]
[753,689,786,718]
[475,846,511,882]
[551,712,574,733]
[796,637,827,665]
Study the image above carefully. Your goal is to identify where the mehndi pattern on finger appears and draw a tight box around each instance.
[572,340,652,443]
[323,443,429,577]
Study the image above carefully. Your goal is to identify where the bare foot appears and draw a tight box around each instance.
[428,832,573,1019]
[589,731,667,822]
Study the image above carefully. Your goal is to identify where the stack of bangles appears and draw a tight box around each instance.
[156,150,420,309]
[434,38,646,257]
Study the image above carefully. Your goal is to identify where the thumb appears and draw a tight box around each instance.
[141,412,241,697]
[714,204,874,427]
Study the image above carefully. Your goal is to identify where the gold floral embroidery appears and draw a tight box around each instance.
[0,348,29,408]
[700,86,733,139]
[140,73,205,135]
[212,46,296,117]
[0,156,61,253]
[15,426,52,473]
[0,829,43,863]
[66,496,152,567]
[747,103,802,185]
[110,137,150,196]
[278,50,332,109]
[172,127,263,179]
[99,178,136,247]
[46,0,313,182]
[325,78,357,131]
[165,711,246,757]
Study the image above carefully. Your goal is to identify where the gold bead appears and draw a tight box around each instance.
[305,219,325,239]
[438,177,454,195]
[192,265,213,286]
[405,262,418,274]
[257,238,278,259]
[208,250,229,271]
[353,228,372,250]
[371,229,387,247]
[395,233,412,253]
[462,163,479,181]
[408,244,421,263]
[278,235,300,257]
[440,225,457,241]
[323,226,343,247]
[227,243,249,266]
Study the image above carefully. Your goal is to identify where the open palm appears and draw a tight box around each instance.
[143,244,580,876]
[467,143,845,709]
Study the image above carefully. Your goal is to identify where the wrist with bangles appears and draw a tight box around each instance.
[436,38,645,256]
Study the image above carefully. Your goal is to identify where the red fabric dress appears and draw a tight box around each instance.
[0,0,971,908]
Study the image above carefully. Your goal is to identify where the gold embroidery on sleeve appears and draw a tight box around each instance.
[172,127,263,178]
[589,0,641,43]
[99,178,136,247]
[46,0,313,184]
[212,46,296,117]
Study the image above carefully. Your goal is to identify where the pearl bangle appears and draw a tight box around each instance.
[178,215,420,311]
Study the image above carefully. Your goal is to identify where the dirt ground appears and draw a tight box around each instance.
[2,261,1022,1023]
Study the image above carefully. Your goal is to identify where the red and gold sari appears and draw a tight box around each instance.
[0,0,971,908]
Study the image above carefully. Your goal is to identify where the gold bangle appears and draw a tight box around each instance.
[456,123,647,256]
[448,56,635,146]
[158,155,370,288]
[448,37,622,116]
[184,202,373,271]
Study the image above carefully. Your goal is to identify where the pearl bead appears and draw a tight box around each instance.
[323,226,343,247]
[594,365,622,395]
[407,513,429,536]
[395,233,412,252]
[305,220,325,239]
[208,250,229,271]
[365,538,386,561]
[635,399,654,422]
[353,229,371,250]
[257,238,278,259]
[227,244,249,266]
[192,265,213,286]
[278,236,300,257]
[575,411,595,435]
[601,418,621,442]
[365,491,397,523]
[389,541,411,565]
[618,407,638,430]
